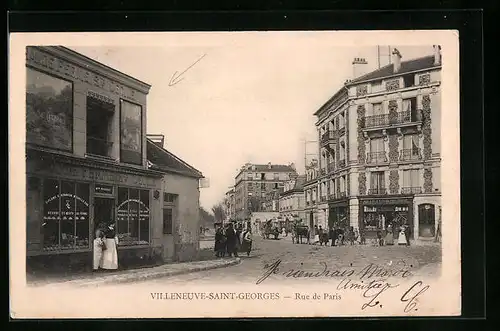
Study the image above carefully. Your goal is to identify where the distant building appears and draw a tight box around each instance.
[234,162,297,220]
[279,175,306,227]
[264,188,282,213]
[312,46,442,241]
[303,159,320,230]
[224,187,236,221]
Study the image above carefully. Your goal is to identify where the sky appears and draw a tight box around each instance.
[69,36,433,211]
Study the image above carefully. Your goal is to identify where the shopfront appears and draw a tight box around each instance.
[358,196,414,239]
[328,200,349,229]
[26,152,164,271]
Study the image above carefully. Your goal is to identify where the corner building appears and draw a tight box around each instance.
[313,47,442,241]
[25,46,202,270]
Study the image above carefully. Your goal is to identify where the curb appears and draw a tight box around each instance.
[73,258,241,287]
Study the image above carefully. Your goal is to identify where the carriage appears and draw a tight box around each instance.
[261,219,280,240]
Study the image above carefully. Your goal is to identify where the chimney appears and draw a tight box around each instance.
[289,162,296,171]
[352,57,368,79]
[433,45,442,65]
[147,134,165,148]
[392,48,402,73]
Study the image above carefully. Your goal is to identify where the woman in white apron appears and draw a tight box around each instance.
[397,226,408,246]
[101,224,119,270]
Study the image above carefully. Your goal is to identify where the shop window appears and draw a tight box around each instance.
[87,96,114,157]
[41,179,90,251]
[117,187,150,245]
[26,67,73,151]
[120,100,143,165]
[163,208,173,234]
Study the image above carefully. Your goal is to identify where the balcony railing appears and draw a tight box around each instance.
[328,193,336,201]
[87,137,113,157]
[366,151,388,164]
[320,130,338,146]
[338,159,346,168]
[399,148,422,161]
[401,187,422,194]
[327,162,336,173]
[368,188,387,195]
[363,110,423,129]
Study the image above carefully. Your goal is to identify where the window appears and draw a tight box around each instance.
[163,208,173,234]
[372,80,383,92]
[117,187,150,245]
[261,173,266,180]
[120,100,142,164]
[274,173,279,180]
[164,193,177,203]
[41,179,90,250]
[87,96,115,157]
[402,134,420,159]
[370,171,386,194]
[274,183,279,189]
[370,138,385,153]
[247,182,253,190]
[373,103,383,116]
[26,67,73,151]
[403,74,415,88]
[403,169,420,188]
[247,173,253,180]
[261,182,266,190]
[340,176,346,193]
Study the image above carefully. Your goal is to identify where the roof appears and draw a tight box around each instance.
[241,164,297,173]
[146,139,204,179]
[349,55,439,85]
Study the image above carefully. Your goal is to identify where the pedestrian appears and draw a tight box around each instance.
[93,227,106,271]
[397,225,408,246]
[329,227,336,246]
[377,230,384,246]
[282,227,286,237]
[225,223,239,257]
[313,225,320,245]
[385,224,394,245]
[101,223,119,270]
[214,225,226,258]
[404,224,411,246]
[242,228,253,256]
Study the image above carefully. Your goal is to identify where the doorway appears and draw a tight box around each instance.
[94,197,115,235]
[418,204,435,237]
[309,211,314,229]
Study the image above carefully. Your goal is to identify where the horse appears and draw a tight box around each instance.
[293,225,309,244]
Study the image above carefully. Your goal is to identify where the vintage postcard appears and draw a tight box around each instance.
[9,30,460,318]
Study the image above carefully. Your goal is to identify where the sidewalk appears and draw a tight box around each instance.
[29,258,240,288]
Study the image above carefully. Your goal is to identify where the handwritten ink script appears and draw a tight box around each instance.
[168,53,207,86]
[257,259,430,312]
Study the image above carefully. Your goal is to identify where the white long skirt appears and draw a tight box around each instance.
[398,231,408,245]
[313,234,320,243]
[101,238,119,270]
[93,239,104,270]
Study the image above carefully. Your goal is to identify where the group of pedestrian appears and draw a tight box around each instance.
[376,224,411,246]
[93,221,119,271]
[214,223,253,258]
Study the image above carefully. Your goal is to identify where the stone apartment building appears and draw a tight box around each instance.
[233,162,297,220]
[309,46,442,241]
[25,46,203,271]
[224,187,236,221]
[279,175,306,228]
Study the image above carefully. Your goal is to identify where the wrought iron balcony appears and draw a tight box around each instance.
[328,193,336,201]
[366,151,388,164]
[338,159,346,168]
[363,110,423,129]
[368,188,387,195]
[320,130,338,147]
[401,187,422,194]
[364,114,389,128]
[327,162,336,173]
[399,148,422,161]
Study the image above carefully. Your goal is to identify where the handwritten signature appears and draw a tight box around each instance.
[168,53,207,86]
[256,259,429,312]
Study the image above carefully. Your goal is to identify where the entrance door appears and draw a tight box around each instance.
[309,211,314,229]
[94,197,115,234]
[418,204,435,237]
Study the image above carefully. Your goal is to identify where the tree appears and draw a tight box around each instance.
[212,203,226,223]
[199,206,215,227]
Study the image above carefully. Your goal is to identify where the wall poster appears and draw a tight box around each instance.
[120,100,142,165]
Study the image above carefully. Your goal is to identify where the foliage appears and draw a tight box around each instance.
[199,207,215,227]
[211,203,226,222]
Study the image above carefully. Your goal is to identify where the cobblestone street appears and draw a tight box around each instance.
[115,236,442,286]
